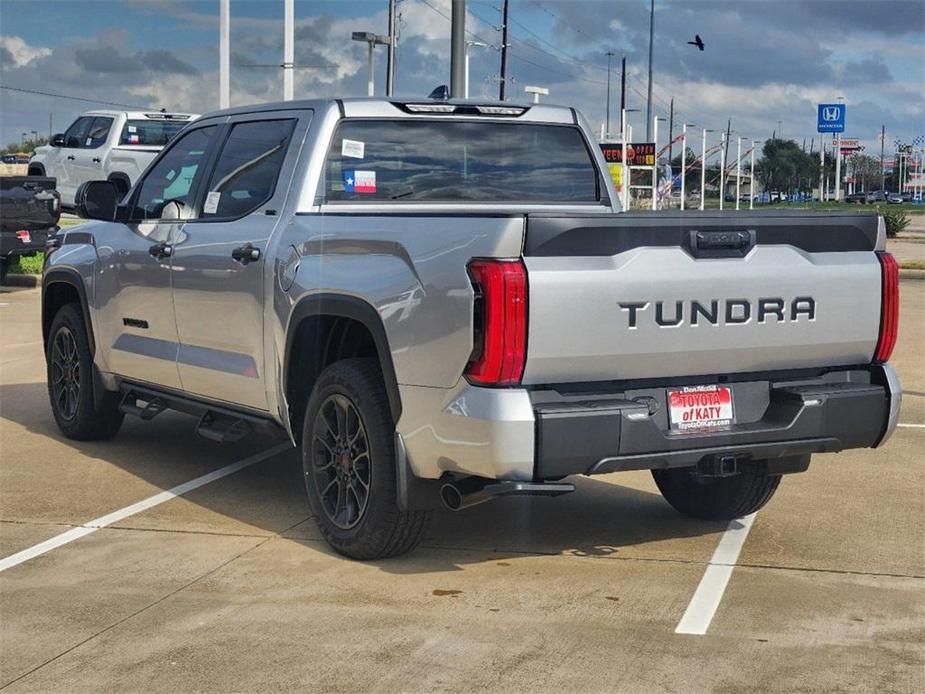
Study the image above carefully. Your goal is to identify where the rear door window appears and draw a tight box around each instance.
[325,120,600,203]
[200,119,295,219]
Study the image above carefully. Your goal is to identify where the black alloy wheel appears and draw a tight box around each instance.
[50,325,81,421]
[311,393,372,530]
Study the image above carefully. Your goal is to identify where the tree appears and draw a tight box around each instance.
[757,138,819,194]
[1,136,48,155]
[847,153,881,192]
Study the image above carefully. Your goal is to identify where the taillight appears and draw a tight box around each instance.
[465,259,527,385]
[874,251,898,363]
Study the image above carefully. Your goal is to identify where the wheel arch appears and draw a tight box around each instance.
[27,163,45,177]
[42,269,95,355]
[284,293,401,438]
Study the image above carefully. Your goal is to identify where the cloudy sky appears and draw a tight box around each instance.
[1,0,923,157]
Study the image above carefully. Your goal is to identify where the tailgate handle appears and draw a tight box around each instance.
[688,230,755,258]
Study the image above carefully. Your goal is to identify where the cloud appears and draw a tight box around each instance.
[0,35,51,67]
[75,45,198,75]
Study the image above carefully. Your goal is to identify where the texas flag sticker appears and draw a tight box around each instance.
[343,170,376,194]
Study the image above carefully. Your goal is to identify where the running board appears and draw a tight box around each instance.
[118,383,282,443]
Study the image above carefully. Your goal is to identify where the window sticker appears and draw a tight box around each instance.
[343,170,376,194]
[86,137,93,146]
[341,139,365,159]
[128,125,137,133]
[128,134,140,144]
[203,191,222,214]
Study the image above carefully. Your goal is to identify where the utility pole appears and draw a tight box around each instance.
[645,0,654,140]
[620,55,626,114]
[386,0,397,96]
[499,0,509,100]
[219,0,230,108]
[880,124,886,191]
[819,140,825,201]
[719,130,726,210]
[283,0,294,100]
[667,97,674,162]
[450,0,466,98]
[735,136,742,210]
[723,118,731,172]
[605,51,614,139]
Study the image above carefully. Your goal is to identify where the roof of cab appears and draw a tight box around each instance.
[195,97,578,125]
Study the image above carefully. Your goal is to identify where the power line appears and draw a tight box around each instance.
[0,84,151,110]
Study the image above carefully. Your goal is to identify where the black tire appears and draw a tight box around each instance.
[301,358,429,560]
[652,467,781,521]
[46,303,124,440]
[0,257,9,284]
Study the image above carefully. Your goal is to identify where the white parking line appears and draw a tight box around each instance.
[897,423,925,429]
[675,512,757,635]
[0,443,292,573]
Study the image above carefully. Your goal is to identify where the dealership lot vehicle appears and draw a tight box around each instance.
[28,109,198,207]
[0,176,59,283]
[45,98,899,561]
[0,281,922,692]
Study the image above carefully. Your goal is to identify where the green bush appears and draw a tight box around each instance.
[10,253,43,275]
[877,207,910,238]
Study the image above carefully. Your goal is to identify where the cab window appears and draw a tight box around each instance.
[200,119,295,219]
[63,117,93,149]
[85,117,113,149]
[132,125,217,220]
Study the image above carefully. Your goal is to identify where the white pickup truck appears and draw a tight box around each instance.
[29,110,198,208]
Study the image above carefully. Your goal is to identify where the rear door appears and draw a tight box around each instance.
[170,111,308,411]
[521,212,883,384]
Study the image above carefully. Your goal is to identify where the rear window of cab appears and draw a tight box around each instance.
[325,119,600,203]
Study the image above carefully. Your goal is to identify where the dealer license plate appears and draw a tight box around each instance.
[667,385,734,431]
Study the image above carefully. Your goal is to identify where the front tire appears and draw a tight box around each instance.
[652,466,781,521]
[301,358,429,560]
[46,304,124,440]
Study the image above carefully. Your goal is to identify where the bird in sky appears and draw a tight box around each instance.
[687,34,705,51]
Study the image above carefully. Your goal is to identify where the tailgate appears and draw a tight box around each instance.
[521,211,884,384]
[0,176,59,232]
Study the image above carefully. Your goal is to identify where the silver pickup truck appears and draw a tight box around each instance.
[42,98,901,559]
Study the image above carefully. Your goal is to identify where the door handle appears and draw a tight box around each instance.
[92,157,101,163]
[231,244,260,265]
[66,155,76,161]
[149,242,172,260]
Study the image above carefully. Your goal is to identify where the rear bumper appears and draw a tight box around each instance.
[0,226,52,258]
[396,365,900,484]
[534,364,900,478]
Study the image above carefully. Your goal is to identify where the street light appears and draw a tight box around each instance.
[605,51,616,139]
[652,116,666,210]
[750,140,762,210]
[735,136,744,210]
[700,128,715,211]
[719,131,728,210]
[464,40,488,99]
[524,85,549,104]
[352,31,390,97]
[622,108,639,210]
[680,123,695,210]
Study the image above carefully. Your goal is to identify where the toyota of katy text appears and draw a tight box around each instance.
[41,98,902,559]
[29,109,198,208]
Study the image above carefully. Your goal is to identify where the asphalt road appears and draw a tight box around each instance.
[1,283,923,693]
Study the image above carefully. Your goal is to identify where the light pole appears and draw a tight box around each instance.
[735,136,743,210]
[653,115,666,211]
[719,131,727,210]
[621,108,639,210]
[283,0,294,100]
[524,85,548,103]
[834,95,845,201]
[700,128,714,211]
[352,32,390,97]
[219,0,229,108]
[750,140,761,210]
[464,41,487,99]
[680,124,687,209]
[605,51,615,139]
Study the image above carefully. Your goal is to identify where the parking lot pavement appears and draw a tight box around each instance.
[1,283,923,693]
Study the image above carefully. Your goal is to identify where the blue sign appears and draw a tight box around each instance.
[817,103,845,133]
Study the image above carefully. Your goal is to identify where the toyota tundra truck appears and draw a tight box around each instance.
[41,98,901,559]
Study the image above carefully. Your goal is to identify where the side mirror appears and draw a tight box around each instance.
[51,133,65,147]
[75,180,119,221]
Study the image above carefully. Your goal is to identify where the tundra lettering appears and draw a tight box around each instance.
[621,297,817,328]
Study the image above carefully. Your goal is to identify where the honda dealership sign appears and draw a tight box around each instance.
[817,104,846,133]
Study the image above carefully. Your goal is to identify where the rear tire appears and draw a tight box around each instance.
[652,466,781,521]
[0,257,9,284]
[301,358,429,560]
[46,303,124,440]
